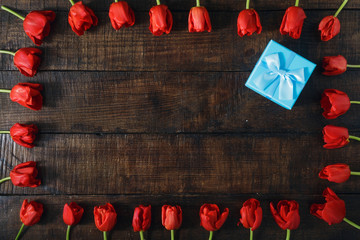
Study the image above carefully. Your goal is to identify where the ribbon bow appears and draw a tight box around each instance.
[254,53,305,100]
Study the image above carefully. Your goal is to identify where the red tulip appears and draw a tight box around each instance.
[162,205,182,230]
[9,83,43,111]
[319,163,351,183]
[149,4,173,36]
[310,188,345,225]
[200,203,229,232]
[238,198,262,231]
[322,125,349,149]
[10,161,41,187]
[23,11,56,46]
[318,0,347,41]
[237,9,262,37]
[322,55,347,76]
[94,203,117,232]
[68,1,98,36]
[109,1,135,30]
[270,200,300,230]
[63,202,84,226]
[14,199,43,239]
[321,89,350,119]
[280,6,306,39]
[14,48,42,77]
[20,199,43,226]
[132,205,151,232]
[188,6,211,33]
[0,6,55,46]
[311,188,360,230]
[10,123,38,148]
[319,16,340,41]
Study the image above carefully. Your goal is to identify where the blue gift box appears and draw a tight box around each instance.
[245,40,316,110]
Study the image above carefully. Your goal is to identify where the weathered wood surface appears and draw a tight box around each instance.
[0,11,359,72]
[1,0,360,239]
[1,194,360,240]
[1,70,360,133]
[1,133,360,195]
[0,0,359,11]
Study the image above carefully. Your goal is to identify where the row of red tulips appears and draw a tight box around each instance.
[317,29,360,240]
[2,161,360,240]
[7,189,360,240]
[0,82,41,147]
[321,89,360,149]
[0,0,350,45]
[320,54,360,149]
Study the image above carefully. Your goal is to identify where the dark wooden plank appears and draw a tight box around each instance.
[1,133,360,195]
[1,70,360,133]
[1,194,360,240]
[1,10,359,72]
[1,0,359,11]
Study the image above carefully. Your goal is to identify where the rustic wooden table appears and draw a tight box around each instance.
[0,0,360,239]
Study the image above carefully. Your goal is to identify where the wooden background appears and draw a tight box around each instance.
[1,0,360,239]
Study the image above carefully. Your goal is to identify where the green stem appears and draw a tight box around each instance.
[0,131,11,134]
[285,229,290,240]
[69,0,75,6]
[334,0,348,17]
[115,0,118,2]
[103,231,107,240]
[1,6,25,21]
[0,176,11,184]
[349,135,360,142]
[343,217,360,230]
[196,0,200,7]
[171,230,174,240]
[250,229,253,240]
[295,0,299,7]
[350,101,360,104]
[0,89,11,93]
[0,50,15,56]
[156,0,161,5]
[351,171,360,176]
[66,225,71,240]
[139,231,144,240]
[15,223,25,240]
[246,0,250,9]
[347,64,360,68]
[209,231,213,240]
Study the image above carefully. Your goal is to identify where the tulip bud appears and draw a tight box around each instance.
[23,11,56,46]
[68,1,98,36]
[10,161,41,187]
[237,9,262,37]
[188,6,211,33]
[10,83,43,111]
[280,6,306,39]
[109,1,135,30]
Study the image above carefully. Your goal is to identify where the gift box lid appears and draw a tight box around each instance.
[245,40,316,110]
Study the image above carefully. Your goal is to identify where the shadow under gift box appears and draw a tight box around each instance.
[245,40,316,110]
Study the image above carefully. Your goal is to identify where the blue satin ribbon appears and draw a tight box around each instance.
[253,53,305,100]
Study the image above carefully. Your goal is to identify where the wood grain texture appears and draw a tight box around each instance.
[0,0,360,239]
[0,10,359,72]
[1,133,360,195]
[1,0,360,11]
[2,71,360,133]
[1,194,360,240]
